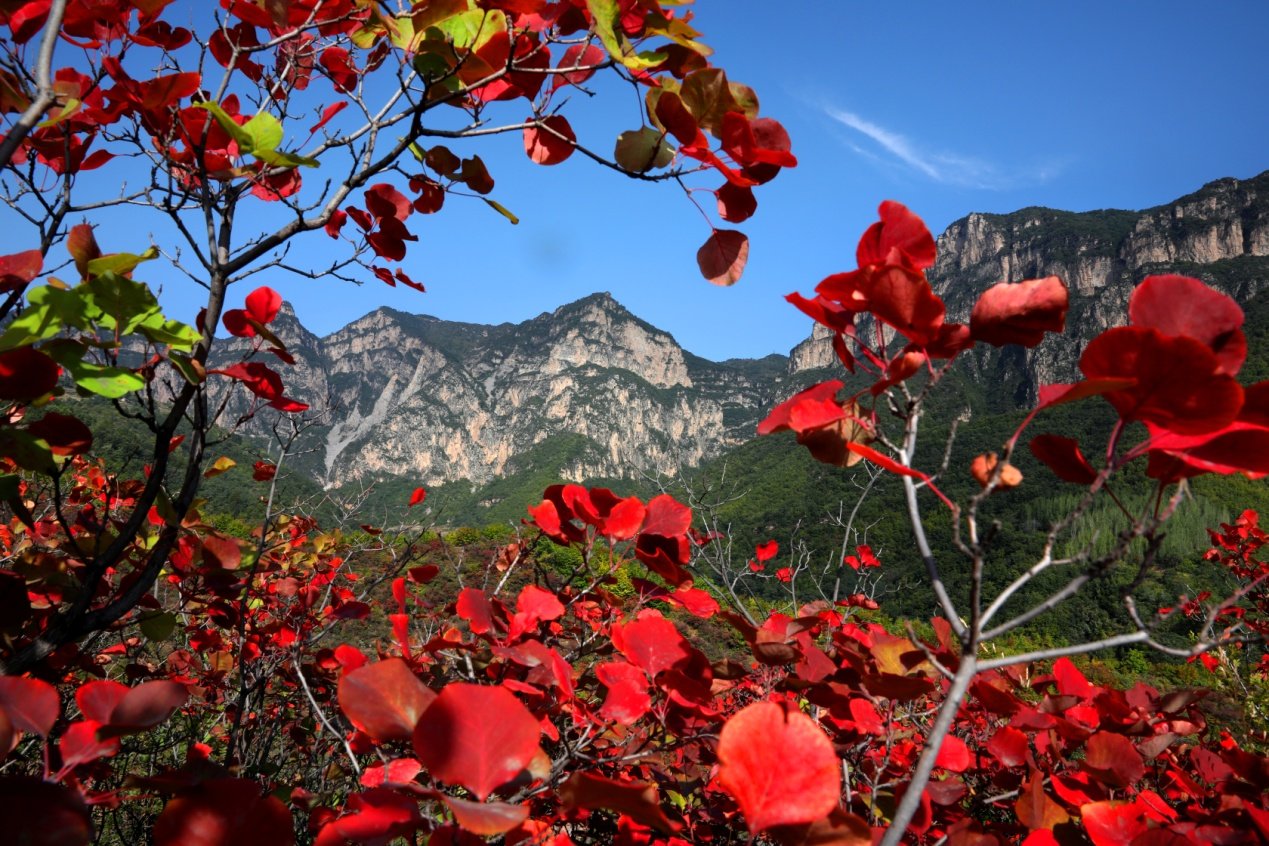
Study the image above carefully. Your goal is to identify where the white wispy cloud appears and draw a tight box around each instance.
[825,107,1059,190]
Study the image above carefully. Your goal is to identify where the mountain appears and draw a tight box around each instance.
[212,171,1269,525]
[791,171,1269,406]
[217,293,791,491]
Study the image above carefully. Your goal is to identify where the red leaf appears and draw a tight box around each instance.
[515,584,564,626]
[441,796,529,836]
[861,265,946,345]
[523,115,575,165]
[58,720,119,768]
[222,309,254,337]
[365,183,411,222]
[844,442,924,480]
[316,788,421,845]
[720,112,797,168]
[201,534,242,570]
[1129,274,1245,374]
[28,413,92,456]
[600,495,646,541]
[325,209,347,238]
[319,46,357,92]
[1079,801,1149,846]
[456,587,495,636]
[0,347,60,401]
[641,494,691,538]
[1053,657,1097,698]
[669,585,719,618]
[155,778,295,846]
[76,680,127,724]
[360,757,422,788]
[252,461,276,482]
[105,681,188,734]
[0,778,93,846]
[559,772,678,834]
[0,249,43,293]
[986,726,1029,768]
[612,610,695,677]
[934,734,971,772]
[717,182,757,223]
[0,676,59,737]
[755,540,779,562]
[1083,732,1145,787]
[552,44,606,89]
[1029,435,1098,484]
[595,661,651,723]
[408,487,427,507]
[758,381,846,435]
[1036,378,1138,410]
[66,224,101,277]
[856,200,936,272]
[338,659,436,743]
[412,683,540,801]
[716,700,841,832]
[970,276,1069,348]
[653,92,699,145]
[1015,774,1070,830]
[697,229,749,286]
[1080,327,1243,435]
[310,101,348,134]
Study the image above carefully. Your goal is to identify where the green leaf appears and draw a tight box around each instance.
[85,246,159,279]
[586,0,625,62]
[198,102,317,168]
[410,0,472,37]
[43,344,145,398]
[137,315,201,350]
[169,353,205,386]
[243,110,283,156]
[29,284,92,328]
[256,148,319,169]
[84,271,161,334]
[412,49,454,83]
[614,127,675,172]
[432,8,502,51]
[481,198,519,225]
[0,303,61,350]
[139,610,177,642]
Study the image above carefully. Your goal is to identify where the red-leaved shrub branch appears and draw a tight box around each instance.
[1,3,1267,846]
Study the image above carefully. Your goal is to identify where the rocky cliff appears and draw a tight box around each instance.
[217,171,1269,492]
[790,171,1269,404]
[218,294,784,488]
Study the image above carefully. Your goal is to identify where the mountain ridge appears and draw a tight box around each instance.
[215,170,1269,500]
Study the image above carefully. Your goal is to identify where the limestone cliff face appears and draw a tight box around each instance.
[219,294,778,488]
[790,171,1269,400]
[215,172,1269,490]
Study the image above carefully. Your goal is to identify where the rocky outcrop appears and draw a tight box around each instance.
[214,172,1269,491]
[790,171,1269,401]
[216,293,782,489]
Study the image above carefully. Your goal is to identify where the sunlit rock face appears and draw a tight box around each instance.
[210,172,1269,486]
[214,293,787,487]
[789,172,1269,404]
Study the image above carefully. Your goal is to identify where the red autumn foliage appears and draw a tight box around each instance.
[0,3,1265,845]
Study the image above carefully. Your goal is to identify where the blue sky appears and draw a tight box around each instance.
[15,1,1269,361]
